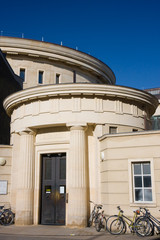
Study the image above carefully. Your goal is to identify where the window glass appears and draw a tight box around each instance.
[143,163,150,174]
[20,69,25,82]
[144,189,152,201]
[135,189,143,201]
[73,70,76,83]
[39,71,43,84]
[134,176,142,187]
[134,164,141,175]
[143,176,151,187]
[56,74,60,84]
[151,116,160,130]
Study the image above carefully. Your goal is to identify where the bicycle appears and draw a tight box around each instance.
[138,207,160,235]
[88,201,103,228]
[106,206,150,237]
[0,206,15,226]
[95,209,107,232]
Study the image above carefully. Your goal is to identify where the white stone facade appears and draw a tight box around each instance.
[0,37,159,226]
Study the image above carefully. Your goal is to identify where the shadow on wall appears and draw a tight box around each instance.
[0,49,22,144]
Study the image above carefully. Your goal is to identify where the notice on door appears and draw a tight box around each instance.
[60,186,65,194]
[0,180,7,195]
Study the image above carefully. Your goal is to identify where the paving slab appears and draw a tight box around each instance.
[0,225,160,240]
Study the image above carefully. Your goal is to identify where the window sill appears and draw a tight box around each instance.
[130,203,157,208]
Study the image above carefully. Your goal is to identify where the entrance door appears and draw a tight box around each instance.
[41,153,66,225]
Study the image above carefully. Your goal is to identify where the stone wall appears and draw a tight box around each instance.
[0,145,12,207]
[99,131,160,218]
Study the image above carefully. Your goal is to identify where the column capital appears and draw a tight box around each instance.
[67,123,87,131]
[18,128,36,136]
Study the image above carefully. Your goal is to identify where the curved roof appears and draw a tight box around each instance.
[4,83,158,116]
[0,36,116,85]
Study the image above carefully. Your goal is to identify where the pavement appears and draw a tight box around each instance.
[0,224,100,236]
[0,225,160,240]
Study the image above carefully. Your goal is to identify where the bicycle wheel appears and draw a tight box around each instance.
[1,209,14,226]
[95,220,101,232]
[88,219,92,227]
[95,213,105,232]
[88,212,94,227]
[148,220,154,236]
[106,215,119,232]
[109,217,124,235]
[134,217,151,237]
[102,216,107,231]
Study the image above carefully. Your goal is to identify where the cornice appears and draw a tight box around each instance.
[0,36,115,85]
[0,145,12,148]
[99,129,160,141]
[3,84,158,116]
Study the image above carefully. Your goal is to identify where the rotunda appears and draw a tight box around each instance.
[0,37,158,226]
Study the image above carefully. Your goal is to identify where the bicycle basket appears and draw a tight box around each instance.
[135,210,140,215]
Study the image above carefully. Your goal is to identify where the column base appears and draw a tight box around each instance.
[15,189,34,225]
[15,211,33,225]
[67,188,87,227]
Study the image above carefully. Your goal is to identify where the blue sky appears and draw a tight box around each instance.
[1,0,160,90]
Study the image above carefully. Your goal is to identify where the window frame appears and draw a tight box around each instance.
[133,162,152,202]
[128,158,156,206]
[38,70,44,85]
[132,129,138,132]
[109,126,117,134]
[73,70,76,83]
[19,68,26,82]
[55,73,61,84]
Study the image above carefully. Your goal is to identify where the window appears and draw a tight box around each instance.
[20,68,25,82]
[73,70,76,83]
[133,162,152,202]
[38,71,43,84]
[109,126,117,134]
[151,116,160,130]
[56,74,60,84]
[133,129,138,132]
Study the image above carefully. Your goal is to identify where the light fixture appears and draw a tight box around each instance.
[0,157,6,166]
[100,152,104,161]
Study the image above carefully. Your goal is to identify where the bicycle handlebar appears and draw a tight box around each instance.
[89,201,103,209]
[117,206,124,213]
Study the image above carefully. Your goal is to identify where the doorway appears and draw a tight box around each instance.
[40,153,66,225]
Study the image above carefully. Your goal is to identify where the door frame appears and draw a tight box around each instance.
[33,149,68,225]
[40,153,66,225]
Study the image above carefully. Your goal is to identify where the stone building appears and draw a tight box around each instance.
[0,36,160,227]
[145,88,160,130]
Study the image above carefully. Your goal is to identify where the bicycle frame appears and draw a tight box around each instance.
[88,201,103,226]
[146,212,160,233]
[116,207,139,232]
[123,213,137,228]
[138,207,160,235]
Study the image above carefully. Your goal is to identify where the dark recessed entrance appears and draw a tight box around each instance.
[40,153,66,225]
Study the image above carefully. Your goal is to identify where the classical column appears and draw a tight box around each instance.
[10,132,21,212]
[67,125,88,227]
[15,130,35,225]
